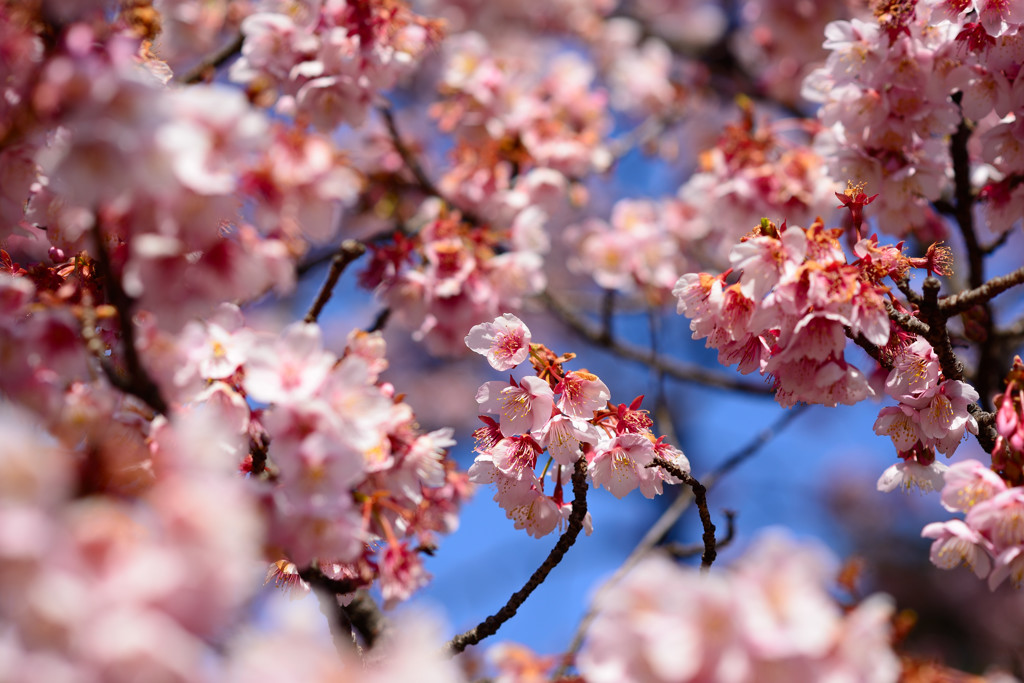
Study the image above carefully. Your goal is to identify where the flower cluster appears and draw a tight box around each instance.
[164,313,470,606]
[674,217,892,407]
[568,112,837,304]
[578,531,900,683]
[923,459,1024,590]
[230,0,443,130]
[360,205,545,355]
[804,1,1024,238]
[465,314,689,537]
[434,33,611,198]
[567,198,701,304]
[1,14,367,332]
[802,4,964,237]
[874,338,980,491]
[732,0,853,106]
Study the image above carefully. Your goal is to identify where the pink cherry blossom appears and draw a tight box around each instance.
[466,313,533,371]
[243,322,335,404]
[877,459,949,493]
[922,520,994,578]
[476,375,555,438]
[966,487,1024,549]
[941,459,1008,512]
[535,413,601,466]
[588,433,659,499]
[555,370,611,419]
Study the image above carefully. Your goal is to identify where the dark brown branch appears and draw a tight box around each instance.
[663,509,736,559]
[885,300,930,338]
[445,456,589,655]
[650,458,716,570]
[894,277,922,306]
[90,225,169,415]
[540,290,773,395]
[377,105,485,228]
[917,277,966,382]
[304,240,367,323]
[297,567,387,652]
[179,32,245,84]
[938,265,1024,318]
[969,403,998,453]
[366,307,391,333]
[950,100,982,290]
[894,277,1001,453]
[949,97,998,406]
[309,583,357,657]
[342,590,389,650]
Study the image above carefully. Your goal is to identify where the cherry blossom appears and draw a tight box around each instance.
[466,313,533,371]
[578,532,900,683]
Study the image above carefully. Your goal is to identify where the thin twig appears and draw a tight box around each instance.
[540,290,773,395]
[179,32,245,84]
[445,456,589,655]
[304,240,367,323]
[894,277,922,306]
[376,105,485,227]
[366,307,391,333]
[651,458,716,570]
[663,509,736,559]
[938,265,1024,318]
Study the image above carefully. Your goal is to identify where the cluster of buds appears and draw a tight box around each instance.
[993,356,1024,484]
[465,314,689,537]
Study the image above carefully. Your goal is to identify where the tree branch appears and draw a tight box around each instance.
[304,240,367,323]
[376,104,486,227]
[650,458,717,571]
[445,456,589,655]
[540,290,773,395]
[938,265,1024,318]
[90,225,169,415]
[179,32,245,84]
[663,509,736,559]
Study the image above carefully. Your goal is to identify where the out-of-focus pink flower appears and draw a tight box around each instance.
[243,322,336,404]
[922,519,994,579]
[466,313,533,371]
[578,531,899,683]
[940,459,1007,513]
[877,459,949,493]
[379,541,431,608]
